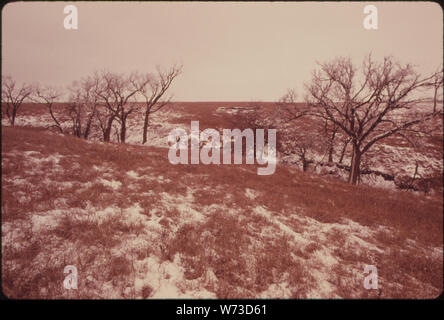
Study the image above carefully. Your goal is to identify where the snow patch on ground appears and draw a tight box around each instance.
[99,178,122,190]
[245,188,259,200]
[160,188,205,223]
[133,254,217,298]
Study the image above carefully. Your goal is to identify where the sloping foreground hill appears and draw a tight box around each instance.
[1,126,442,298]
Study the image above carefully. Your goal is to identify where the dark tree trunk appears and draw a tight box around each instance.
[83,114,94,139]
[104,116,115,142]
[142,110,150,144]
[328,129,336,162]
[348,145,361,185]
[339,139,350,164]
[47,104,63,133]
[76,117,82,138]
[120,118,127,144]
[328,145,334,163]
[11,107,17,126]
[302,159,308,172]
[84,123,90,139]
[301,149,308,172]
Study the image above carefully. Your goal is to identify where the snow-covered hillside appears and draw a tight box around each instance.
[2,124,442,298]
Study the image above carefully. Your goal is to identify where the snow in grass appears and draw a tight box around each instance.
[127,170,170,183]
[312,246,339,267]
[160,188,205,223]
[133,254,217,299]
[5,177,28,187]
[99,178,122,190]
[127,170,141,179]
[31,209,65,232]
[308,269,338,298]
[245,188,259,200]
[2,114,55,128]
[124,110,189,148]
[25,152,64,165]
[254,206,310,245]
[250,205,393,298]
[259,282,293,298]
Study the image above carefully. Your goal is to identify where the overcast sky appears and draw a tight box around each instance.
[2,1,442,101]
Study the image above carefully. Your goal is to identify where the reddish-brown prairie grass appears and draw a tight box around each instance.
[1,125,442,299]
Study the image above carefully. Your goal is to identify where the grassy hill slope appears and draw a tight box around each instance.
[1,126,442,298]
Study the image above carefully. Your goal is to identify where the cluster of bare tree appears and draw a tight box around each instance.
[305,55,442,184]
[2,65,182,144]
[245,54,443,185]
[1,75,35,127]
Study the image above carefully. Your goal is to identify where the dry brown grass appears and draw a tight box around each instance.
[2,125,442,299]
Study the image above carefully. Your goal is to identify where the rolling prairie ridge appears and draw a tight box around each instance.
[1,103,442,299]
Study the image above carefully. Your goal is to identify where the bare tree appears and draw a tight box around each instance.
[272,90,327,169]
[2,75,34,126]
[305,54,443,184]
[278,128,326,172]
[274,89,310,124]
[234,104,270,159]
[273,96,327,171]
[337,136,351,165]
[273,90,349,168]
[67,74,101,139]
[137,65,182,144]
[96,105,117,142]
[429,64,443,113]
[322,119,339,163]
[96,71,142,143]
[35,85,64,133]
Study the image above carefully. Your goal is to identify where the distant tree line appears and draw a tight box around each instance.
[1,65,182,144]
